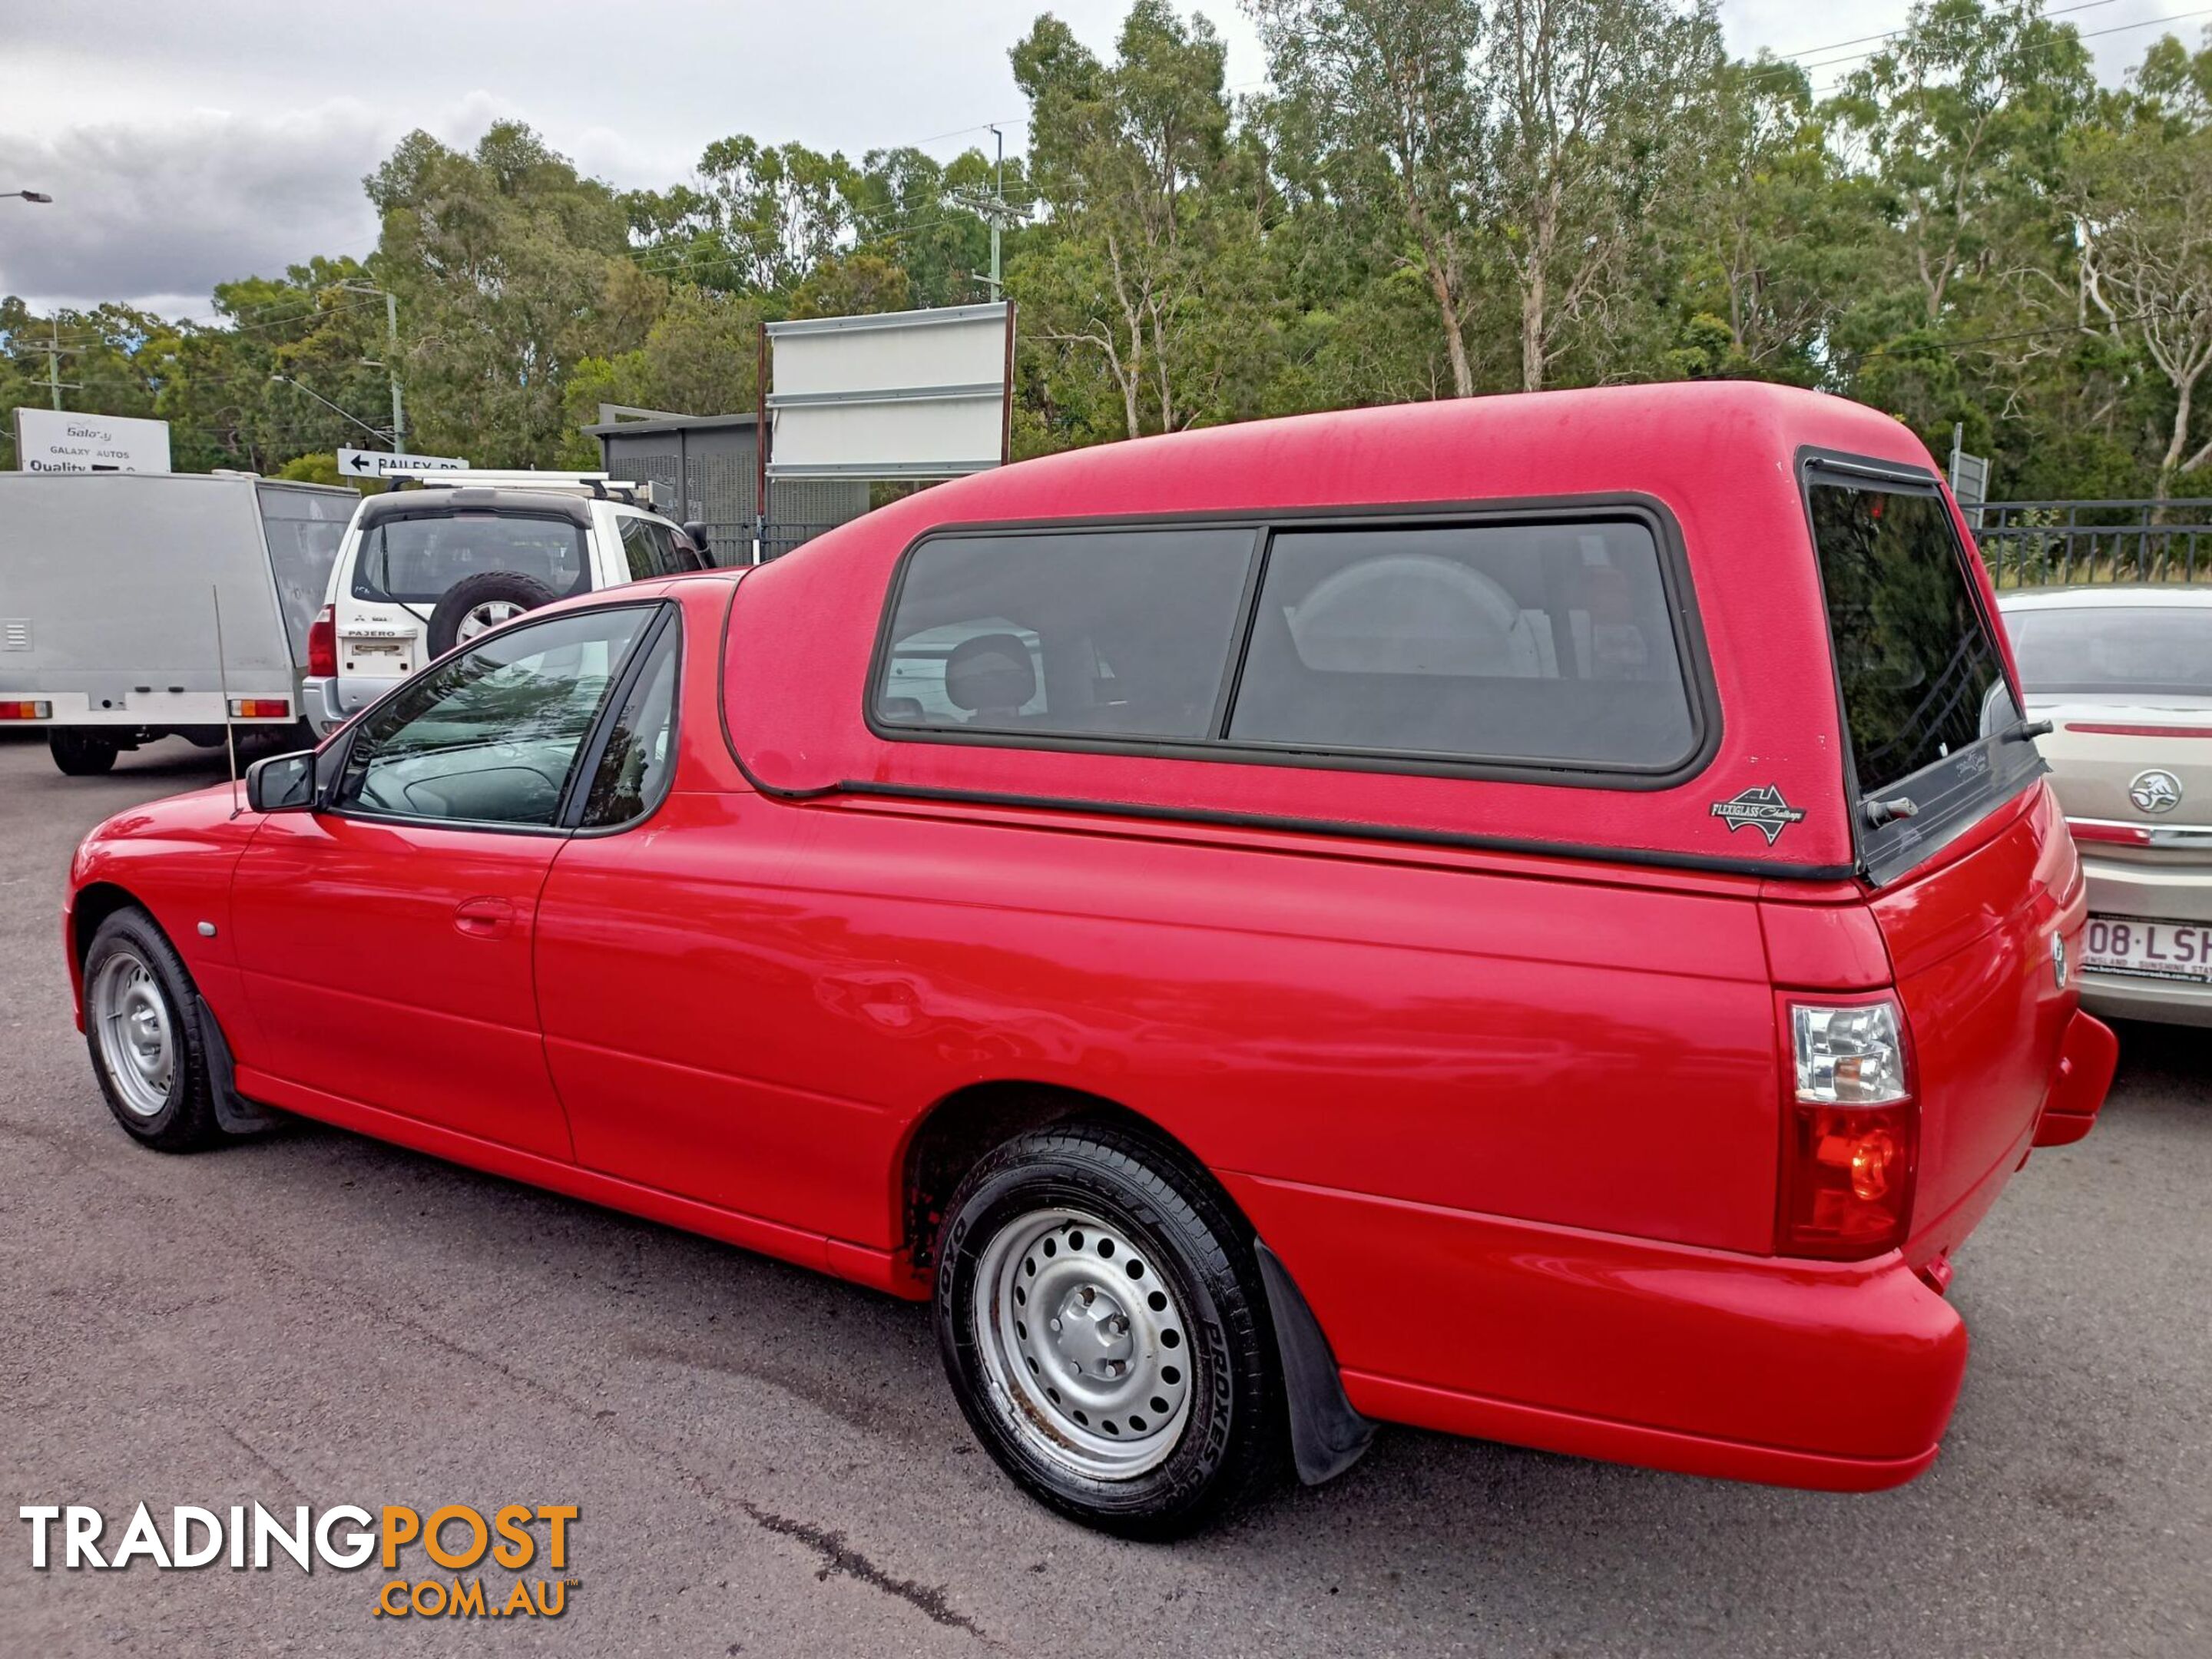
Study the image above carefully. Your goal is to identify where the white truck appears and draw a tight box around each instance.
[304,469,711,736]
[0,472,356,773]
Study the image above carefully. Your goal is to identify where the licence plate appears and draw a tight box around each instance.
[347,639,405,655]
[2082,916,2212,984]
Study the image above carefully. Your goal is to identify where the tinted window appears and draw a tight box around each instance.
[581,622,680,826]
[354,514,588,604]
[257,486,353,656]
[1808,483,2018,795]
[618,515,677,583]
[334,608,649,825]
[1227,522,1697,769]
[2005,605,2212,699]
[874,530,1254,740]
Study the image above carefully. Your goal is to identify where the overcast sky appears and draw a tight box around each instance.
[1,0,2204,317]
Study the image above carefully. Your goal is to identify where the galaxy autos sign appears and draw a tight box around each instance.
[13,408,172,473]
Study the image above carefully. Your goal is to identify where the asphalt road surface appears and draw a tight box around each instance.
[1,732,2205,1658]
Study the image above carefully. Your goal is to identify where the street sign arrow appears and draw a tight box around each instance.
[338,446,468,478]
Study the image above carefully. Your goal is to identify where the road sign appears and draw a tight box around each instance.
[338,447,467,478]
[1949,423,1990,528]
[13,408,171,473]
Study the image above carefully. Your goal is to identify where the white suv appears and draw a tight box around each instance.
[303,471,709,736]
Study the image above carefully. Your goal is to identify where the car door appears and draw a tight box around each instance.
[228,601,664,1159]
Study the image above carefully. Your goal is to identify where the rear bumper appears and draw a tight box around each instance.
[1224,1172,1969,1492]
[2078,854,2212,1029]
[303,676,345,738]
[2079,972,2212,1028]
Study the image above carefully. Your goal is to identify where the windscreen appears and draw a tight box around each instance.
[257,486,354,656]
[355,513,588,604]
[2005,604,2212,700]
[1807,481,2018,796]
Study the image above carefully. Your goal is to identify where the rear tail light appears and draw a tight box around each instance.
[229,698,290,720]
[306,604,337,680]
[0,700,51,720]
[1777,1000,1917,1260]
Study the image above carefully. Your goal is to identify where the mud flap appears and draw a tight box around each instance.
[2032,1010,2118,1148]
[1256,1239,1376,1485]
[195,1002,279,1136]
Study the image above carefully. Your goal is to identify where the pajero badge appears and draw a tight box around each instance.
[1710,784,1808,847]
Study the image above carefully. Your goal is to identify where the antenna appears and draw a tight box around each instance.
[212,583,240,816]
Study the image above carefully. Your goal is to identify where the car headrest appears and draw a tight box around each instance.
[943,632,1038,714]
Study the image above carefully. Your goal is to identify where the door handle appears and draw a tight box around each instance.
[453,896,516,939]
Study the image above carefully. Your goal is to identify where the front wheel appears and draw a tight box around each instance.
[933,1120,1283,1538]
[81,909,228,1151]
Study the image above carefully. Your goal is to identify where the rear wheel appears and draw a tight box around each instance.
[50,730,120,776]
[81,909,227,1151]
[933,1121,1283,1537]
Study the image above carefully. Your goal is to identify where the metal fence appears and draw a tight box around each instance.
[684,520,850,567]
[1975,499,2212,588]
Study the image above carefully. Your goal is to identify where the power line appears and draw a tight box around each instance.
[1839,298,2212,366]
[1811,4,2212,94]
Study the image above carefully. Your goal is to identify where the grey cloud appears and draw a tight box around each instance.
[0,102,392,314]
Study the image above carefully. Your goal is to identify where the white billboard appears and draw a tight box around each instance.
[14,408,172,473]
[765,302,1011,481]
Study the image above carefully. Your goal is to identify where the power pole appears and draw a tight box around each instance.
[48,317,62,409]
[342,280,406,452]
[384,289,406,453]
[988,125,1005,297]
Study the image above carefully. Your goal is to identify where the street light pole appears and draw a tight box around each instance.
[5,192,66,406]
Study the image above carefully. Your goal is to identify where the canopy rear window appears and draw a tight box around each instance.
[1805,467,2039,882]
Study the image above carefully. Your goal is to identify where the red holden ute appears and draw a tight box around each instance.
[65,383,2116,1536]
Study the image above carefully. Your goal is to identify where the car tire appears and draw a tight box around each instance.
[933,1119,1285,1538]
[426,571,560,659]
[81,909,229,1152]
[50,730,121,776]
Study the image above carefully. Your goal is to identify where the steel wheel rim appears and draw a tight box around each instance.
[456,600,523,643]
[91,949,174,1118]
[972,1207,1194,1481]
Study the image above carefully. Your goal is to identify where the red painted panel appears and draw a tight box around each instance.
[1870,783,2088,1262]
[1229,1171,1968,1471]
[536,786,1780,1257]
[228,811,573,1161]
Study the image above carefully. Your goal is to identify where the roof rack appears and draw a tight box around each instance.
[379,469,668,508]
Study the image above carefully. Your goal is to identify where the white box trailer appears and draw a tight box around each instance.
[0,471,356,774]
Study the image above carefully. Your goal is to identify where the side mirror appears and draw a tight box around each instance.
[246,750,318,813]
[682,522,716,565]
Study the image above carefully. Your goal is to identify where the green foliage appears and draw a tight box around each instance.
[6,3,2210,504]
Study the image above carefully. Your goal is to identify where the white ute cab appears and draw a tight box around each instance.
[304,469,711,736]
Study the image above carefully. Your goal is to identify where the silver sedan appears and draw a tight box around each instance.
[2000,588,2212,1027]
